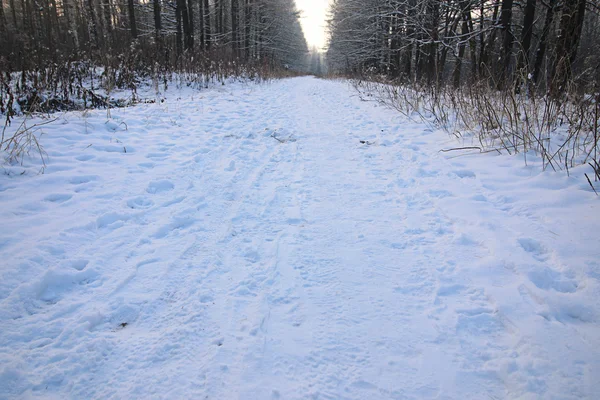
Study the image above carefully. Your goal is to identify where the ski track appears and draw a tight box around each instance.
[0,77,599,399]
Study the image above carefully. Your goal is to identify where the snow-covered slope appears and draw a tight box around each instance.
[0,77,598,399]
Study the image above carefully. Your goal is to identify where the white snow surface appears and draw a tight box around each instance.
[0,77,599,399]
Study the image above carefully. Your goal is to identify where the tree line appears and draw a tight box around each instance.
[0,0,308,73]
[326,0,600,95]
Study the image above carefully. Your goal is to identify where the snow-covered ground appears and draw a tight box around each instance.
[1,77,599,399]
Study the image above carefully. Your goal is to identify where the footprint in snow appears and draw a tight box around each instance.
[517,237,546,255]
[471,194,488,202]
[96,212,130,230]
[429,189,454,198]
[436,284,467,297]
[528,266,579,293]
[146,180,174,194]
[225,160,236,171]
[43,193,73,203]
[199,294,214,303]
[108,304,139,330]
[126,196,154,209]
[456,309,504,336]
[69,259,89,271]
[152,217,195,239]
[69,175,98,185]
[146,152,169,161]
[35,268,101,305]
[453,170,477,179]
[75,154,95,162]
[454,233,480,246]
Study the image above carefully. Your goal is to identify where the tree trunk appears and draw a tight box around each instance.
[514,0,535,91]
[204,0,211,49]
[176,0,183,57]
[571,0,587,66]
[245,0,252,60]
[0,0,7,38]
[533,0,557,84]
[104,0,113,45]
[438,7,458,83]
[86,0,99,49]
[42,0,54,54]
[498,0,514,88]
[453,7,470,88]
[198,0,205,49]
[9,0,17,29]
[74,0,85,47]
[404,0,416,81]
[128,0,138,39]
[518,0,535,70]
[219,0,225,37]
[153,0,162,35]
[257,3,264,59]
[49,0,59,36]
[176,0,192,51]
[424,0,440,84]
[550,0,587,96]
[480,0,500,77]
[232,0,239,57]
[152,0,164,63]
[215,0,221,35]
[63,0,80,49]
[188,0,195,50]
[389,10,401,77]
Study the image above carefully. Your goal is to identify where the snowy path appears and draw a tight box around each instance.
[1,77,599,399]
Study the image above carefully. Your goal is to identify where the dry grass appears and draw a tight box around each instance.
[1,116,54,171]
[352,77,600,180]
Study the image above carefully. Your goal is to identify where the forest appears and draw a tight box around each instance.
[0,0,309,114]
[327,0,599,94]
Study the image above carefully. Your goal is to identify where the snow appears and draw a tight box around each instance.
[1,76,599,399]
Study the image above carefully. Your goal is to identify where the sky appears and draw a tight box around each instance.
[295,0,331,50]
